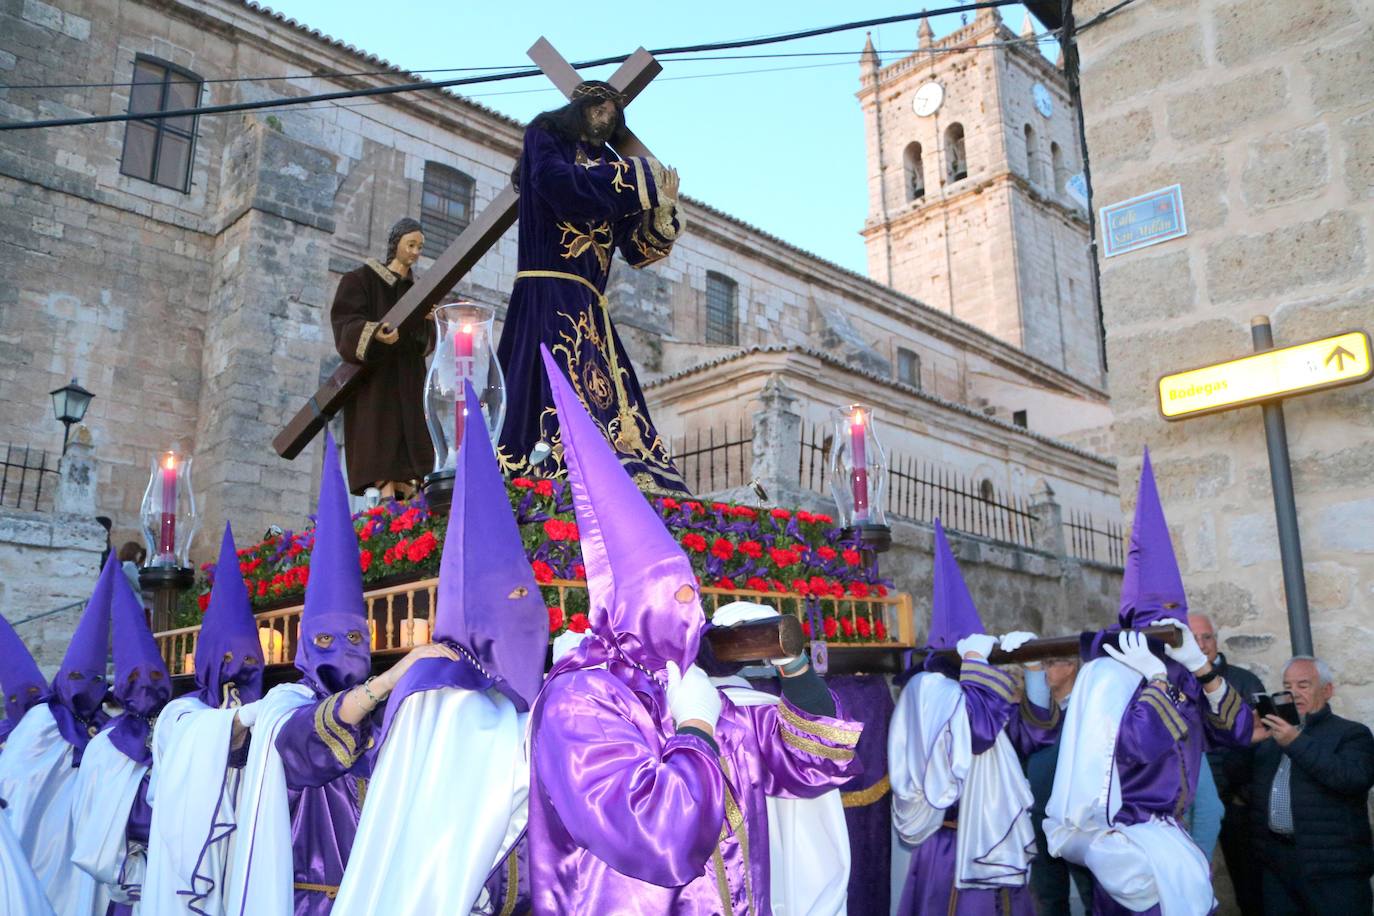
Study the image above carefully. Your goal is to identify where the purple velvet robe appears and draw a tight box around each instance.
[831,674,896,916]
[1090,660,1252,916]
[496,125,687,492]
[275,687,378,916]
[529,666,862,914]
[897,660,1060,916]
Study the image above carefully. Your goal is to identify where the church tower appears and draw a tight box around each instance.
[858,10,1103,385]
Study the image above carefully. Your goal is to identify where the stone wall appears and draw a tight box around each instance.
[1075,0,1374,727]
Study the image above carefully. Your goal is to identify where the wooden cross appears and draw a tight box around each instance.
[272,39,664,459]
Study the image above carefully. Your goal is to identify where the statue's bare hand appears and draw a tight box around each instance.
[661,166,680,201]
[376,322,400,345]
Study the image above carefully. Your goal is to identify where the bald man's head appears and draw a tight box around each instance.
[1188,613,1218,664]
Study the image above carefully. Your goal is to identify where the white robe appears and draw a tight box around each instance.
[70,728,152,907]
[331,684,531,916]
[141,695,243,916]
[0,703,108,914]
[717,678,850,916]
[222,682,315,916]
[1044,657,1215,916]
[887,672,1036,914]
[0,798,53,916]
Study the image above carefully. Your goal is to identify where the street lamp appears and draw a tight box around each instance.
[49,379,94,453]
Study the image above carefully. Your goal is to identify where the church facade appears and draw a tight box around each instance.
[0,1,1119,574]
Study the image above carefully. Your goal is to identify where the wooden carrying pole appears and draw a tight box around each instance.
[272,41,664,459]
[703,616,806,663]
[916,624,1184,666]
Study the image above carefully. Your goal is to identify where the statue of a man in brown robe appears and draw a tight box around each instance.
[330,218,435,497]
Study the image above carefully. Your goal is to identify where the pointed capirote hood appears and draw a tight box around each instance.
[1119,447,1188,628]
[926,519,985,651]
[53,554,116,721]
[433,380,547,711]
[0,613,46,734]
[295,430,371,694]
[107,570,171,764]
[540,345,703,673]
[196,523,264,707]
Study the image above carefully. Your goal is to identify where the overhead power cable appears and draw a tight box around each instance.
[0,0,1019,132]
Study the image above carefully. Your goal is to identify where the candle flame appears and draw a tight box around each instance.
[851,409,865,426]
[461,324,473,334]
[163,453,177,470]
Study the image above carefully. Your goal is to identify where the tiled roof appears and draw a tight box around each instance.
[645,344,1116,468]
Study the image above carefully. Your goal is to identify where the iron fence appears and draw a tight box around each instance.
[669,418,753,494]
[1064,509,1127,567]
[0,444,58,512]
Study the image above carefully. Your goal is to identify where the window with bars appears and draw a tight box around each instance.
[704,272,738,346]
[119,57,202,193]
[897,347,921,389]
[420,162,475,259]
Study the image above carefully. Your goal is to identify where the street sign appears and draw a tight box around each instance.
[1101,184,1187,257]
[1158,330,1372,420]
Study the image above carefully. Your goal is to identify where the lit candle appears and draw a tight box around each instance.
[159,453,177,560]
[453,323,474,454]
[850,409,869,523]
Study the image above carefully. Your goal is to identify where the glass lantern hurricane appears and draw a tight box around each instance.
[424,300,506,473]
[827,404,890,533]
[139,449,199,568]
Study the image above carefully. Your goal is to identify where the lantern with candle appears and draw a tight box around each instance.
[138,448,200,630]
[827,404,892,552]
[422,300,506,513]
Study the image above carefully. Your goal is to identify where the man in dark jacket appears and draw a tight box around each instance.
[1251,655,1374,915]
[1191,612,1265,914]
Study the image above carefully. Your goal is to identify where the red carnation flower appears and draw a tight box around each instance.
[660,497,680,511]
[817,546,838,561]
[856,617,872,638]
[511,477,535,489]
[875,584,888,597]
[731,506,757,520]
[534,479,554,497]
[814,514,834,525]
[544,519,570,542]
[822,617,838,638]
[801,620,812,637]
[770,579,785,593]
[746,576,770,592]
[710,538,735,561]
[359,549,373,573]
[197,592,210,612]
[568,613,590,633]
[808,576,829,595]
[407,531,437,563]
[829,582,846,599]
[682,533,707,553]
[257,580,268,598]
[716,576,735,590]
[547,606,564,633]
[792,578,811,596]
[842,549,861,566]
[796,511,815,524]
[875,619,888,640]
[573,563,586,580]
[738,540,763,559]
[840,617,856,637]
[711,502,730,513]
[770,508,791,520]
[532,560,555,584]
[683,501,704,515]
[849,581,870,598]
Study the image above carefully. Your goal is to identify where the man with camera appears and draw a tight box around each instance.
[1251,656,1374,915]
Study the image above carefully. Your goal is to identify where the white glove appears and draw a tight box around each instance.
[664,661,722,731]
[1157,617,1209,673]
[712,601,797,667]
[956,633,998,660]
[1102,631,1167,682]
[999,631,1037,653]
[234,699,263,728]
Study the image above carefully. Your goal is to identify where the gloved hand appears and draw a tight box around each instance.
[234,699,262,728]
[1102,631,1167,682]
[1157,617,1209,673]
[664,661,722,732]
[956,633,998,660]
[712,601,798,667]
[999,631,1037,653]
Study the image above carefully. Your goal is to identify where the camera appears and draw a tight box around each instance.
[1252,690,1301,726]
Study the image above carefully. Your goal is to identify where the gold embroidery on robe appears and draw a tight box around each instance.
[842,774,891,808]
[556,221,614,273]
[315,692,360,768]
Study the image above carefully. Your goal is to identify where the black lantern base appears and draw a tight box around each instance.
[841,523,892,554]
[422,469,455,516]
[138,564,195,592]
[139,565,195,632]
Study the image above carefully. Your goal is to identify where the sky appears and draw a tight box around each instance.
[253,2,1054,275]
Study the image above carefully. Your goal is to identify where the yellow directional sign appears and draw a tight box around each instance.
[1159,330,1372,420]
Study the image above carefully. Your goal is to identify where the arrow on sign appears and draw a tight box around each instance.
[1326,345,1356,370]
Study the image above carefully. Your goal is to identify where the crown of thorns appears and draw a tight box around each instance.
[571,82,625,107]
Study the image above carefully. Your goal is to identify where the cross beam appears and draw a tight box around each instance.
[272,40,664,459]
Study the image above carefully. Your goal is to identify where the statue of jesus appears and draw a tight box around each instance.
[495,80,688,493]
